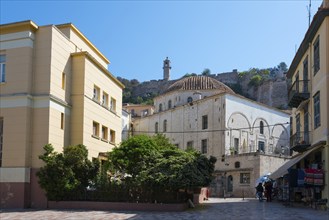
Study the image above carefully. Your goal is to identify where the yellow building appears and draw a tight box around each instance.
[0,20,124,208]
[286,1,329,206]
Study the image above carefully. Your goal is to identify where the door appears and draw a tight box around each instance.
[227,175,233,192]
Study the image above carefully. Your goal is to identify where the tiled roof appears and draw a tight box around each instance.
[165,76,235,94]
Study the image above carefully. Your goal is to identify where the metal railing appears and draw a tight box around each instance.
[290,131,311,147]
[288,80,310,106]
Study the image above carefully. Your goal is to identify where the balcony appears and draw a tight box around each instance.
[290,131,311,153]
[288,80,310,108]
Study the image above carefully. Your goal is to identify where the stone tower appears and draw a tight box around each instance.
[163,57,171,81]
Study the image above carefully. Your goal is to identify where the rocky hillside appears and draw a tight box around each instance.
[118,63,289,110]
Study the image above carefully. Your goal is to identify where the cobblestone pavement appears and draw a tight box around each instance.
[1,198,328,220]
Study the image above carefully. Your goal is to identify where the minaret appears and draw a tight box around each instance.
[163,57,171,81]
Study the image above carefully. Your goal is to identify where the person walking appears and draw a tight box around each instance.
[256,182,264,202]
[264,180,273,202]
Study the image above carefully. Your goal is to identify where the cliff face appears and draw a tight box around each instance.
[129,71,288,109]
[248,78,288,109]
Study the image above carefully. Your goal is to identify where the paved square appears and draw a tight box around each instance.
[1,198,328,220]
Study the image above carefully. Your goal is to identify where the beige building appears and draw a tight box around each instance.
[284,1,329,205]
[0,20,124,208]
[133,76,290,197]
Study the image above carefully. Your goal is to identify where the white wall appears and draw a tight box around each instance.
[225,94,290,155]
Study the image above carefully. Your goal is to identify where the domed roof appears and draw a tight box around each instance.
[165,75,235,94]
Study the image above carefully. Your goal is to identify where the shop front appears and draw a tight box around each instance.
[270,145,326,209]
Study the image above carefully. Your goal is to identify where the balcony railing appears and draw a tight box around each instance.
[290,131,311,152]
[288,80,310,108]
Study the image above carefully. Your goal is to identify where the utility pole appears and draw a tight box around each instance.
[307,0,312,26]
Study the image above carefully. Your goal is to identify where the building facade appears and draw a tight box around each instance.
[286,1,329,205]
[122,103,154,118]
[0,21,124,208]
[133,76,290,197]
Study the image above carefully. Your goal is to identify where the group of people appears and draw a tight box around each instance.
[256,180,273,202]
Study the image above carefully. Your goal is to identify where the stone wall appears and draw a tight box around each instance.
[130,72,288,109]
[245,78,288,109]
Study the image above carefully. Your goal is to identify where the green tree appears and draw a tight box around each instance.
[108,134,216,190]
[63,144,99,189]
[37,144,99,200]
[182,73,197,78]
[201,68,211,76]
[238,68,270,87]
[249,74,263,87]
[277,62,288,72]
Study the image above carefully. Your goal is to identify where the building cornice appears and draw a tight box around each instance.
[287,8,329,78]
[71,51,125,89]
[56,23,110,65]
[0,20,38,35]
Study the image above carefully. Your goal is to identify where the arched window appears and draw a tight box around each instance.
[159,104,163,112]
[163,120,167,132]
[155,122,159,133]
[187,97,193,103]
[168,100,172,109]
[260,121,264,134]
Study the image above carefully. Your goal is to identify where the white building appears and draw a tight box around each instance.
[121,109,131,141]
[133,76,290,197]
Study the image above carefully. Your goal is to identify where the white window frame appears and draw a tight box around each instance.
[102,92,109,107]
[93,85,100,102]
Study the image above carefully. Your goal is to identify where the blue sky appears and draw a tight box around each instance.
[0,0,323,82]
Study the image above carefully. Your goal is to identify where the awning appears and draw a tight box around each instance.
[269,145,322,179]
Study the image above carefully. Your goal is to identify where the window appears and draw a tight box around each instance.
[202,115,208,130]
[235,161,240,168]
[168,100,172,109]
[0,117,3,167]
[61,72,66,90]
[93,85,100,102]
[201,139,207,154]
[0,55,6,83]
[260,121,264,134]
[187,97,193,103]
[60,113,64,130]
[159,104,163,112]
[163,120,167,132]
[102,92,109,107]
[142,109,148,116]
[313,36,320,74]
[234,138,239,154]
[102,126,108,140]
[187,141,194,149]
[314,92,321,128]
[110,97,116,112]
[93,121,100,137]
[303,57,309,92]
[110,129,115,143]
[131,109,135,116]
[296,113,301,141]
[258,141,265,153]
[155,122,158,133]
[240,173,250,184]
